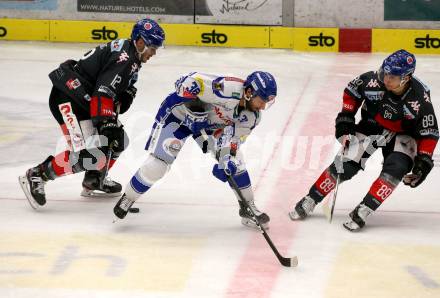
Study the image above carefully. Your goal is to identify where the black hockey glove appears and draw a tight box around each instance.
[98,120,124,150]
[335,112,355,141]
[403,154,434,188]
[118,86,137,114]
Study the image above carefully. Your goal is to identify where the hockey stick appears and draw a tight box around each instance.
[227,176,298,267]
[200,129,298,267]
[322,137,350,223]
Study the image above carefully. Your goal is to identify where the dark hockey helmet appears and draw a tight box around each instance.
[379,49,416,82]
[131,18,165,49]
[243,71,277,105]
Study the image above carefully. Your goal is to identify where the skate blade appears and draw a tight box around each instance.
[18,175,39,210]
[288,210,302,221]
[241,218,269,230]
[343,221,361,232]
[81,189,121,198]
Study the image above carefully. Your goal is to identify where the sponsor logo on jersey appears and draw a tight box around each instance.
[201,30,228,44]
[366,79,380,88]
[66,78,81,90]
[0,26,7,37]
[419,128,439,137]
[308,33,335,47]
[414,34,440,49]
[403,105,416,120]
[214,106,233,125]
[365,91,384,101]
[130,63,139,75]
[213,82,224,91]
[163,138,183,157]
[183,81,201,98]
[91,26,118,41]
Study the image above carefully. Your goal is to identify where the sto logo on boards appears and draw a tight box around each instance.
[415,34,440,49]
[91,26,118,40]
[308,32,335,47]
[201,30,228,44]
[0,26,7,37]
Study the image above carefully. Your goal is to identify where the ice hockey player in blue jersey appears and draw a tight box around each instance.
[113,71,277,229]
[289,49,438,231]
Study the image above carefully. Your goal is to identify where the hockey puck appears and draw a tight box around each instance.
[128,207,140,213]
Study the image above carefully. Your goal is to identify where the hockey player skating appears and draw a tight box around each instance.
[289,49,438,231]
[113,71,277,229]
[19,19,165,209]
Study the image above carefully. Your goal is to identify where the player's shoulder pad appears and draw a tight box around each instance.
[110,39,127,52]
[175,72,202,99]
[409,76,433,110]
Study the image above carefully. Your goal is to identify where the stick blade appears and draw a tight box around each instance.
[280,256,298,267]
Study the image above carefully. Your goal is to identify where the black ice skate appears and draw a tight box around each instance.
[113,194,136,220]
[289,195,316,220]
[19,157,56,209]
[81,170,122,198]
[343,203,373,232]
[238,200,270,230]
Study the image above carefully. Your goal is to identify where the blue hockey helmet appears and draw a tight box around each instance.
[379,49,416,82]
[131,18,165,48]
[243,71,277,104]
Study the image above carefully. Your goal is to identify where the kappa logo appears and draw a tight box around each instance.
[366,79,380,88]
[408,101,420,113]
[117,51,129,63]
[424,91,431,103]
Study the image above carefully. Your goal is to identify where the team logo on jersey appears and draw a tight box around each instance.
[365,91,384,102]
[183,81,201,98]
[66,78,81,90]
[117,51,129,63]
[366,79,380,88]
[213,82,224,91]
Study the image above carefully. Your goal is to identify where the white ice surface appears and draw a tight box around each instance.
[0,41,439,298]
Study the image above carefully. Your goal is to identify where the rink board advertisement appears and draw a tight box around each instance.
[77,0,196,15]
[163,24,269,48]
[50,20,132,42]
[293,28,339,52]
[0,19,49,41]
[372,29,440,54]
[384,0,440,21]
[195,0,282,25]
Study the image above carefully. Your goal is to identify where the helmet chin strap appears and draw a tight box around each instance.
[134,40,148,59]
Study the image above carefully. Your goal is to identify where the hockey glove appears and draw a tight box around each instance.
[335,112,355,141]
[118,86,137,114]
[98,120,124,150]
[212,154,238,182]
[403,154,434,188]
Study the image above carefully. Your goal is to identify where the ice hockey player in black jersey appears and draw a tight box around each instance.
[289,49,438,231]
[19,18,165,209]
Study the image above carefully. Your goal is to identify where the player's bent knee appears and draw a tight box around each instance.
[383,152,413,180]
[330,160,361,182]
[138,154,170,184]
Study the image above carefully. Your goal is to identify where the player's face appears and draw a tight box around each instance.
[383,73,409,92]
[135,39,158,63]
[248,96,267,111]
[140,47,157,63]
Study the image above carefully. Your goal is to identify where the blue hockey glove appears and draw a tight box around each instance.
[212,154,238,182]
